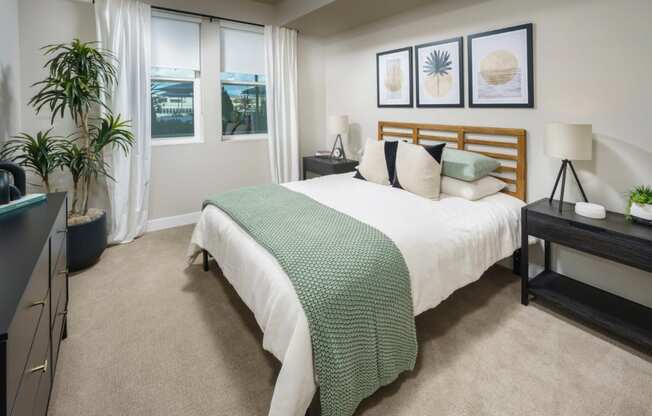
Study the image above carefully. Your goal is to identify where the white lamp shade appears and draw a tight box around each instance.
[545,123,593,160]
[328,115,349,135]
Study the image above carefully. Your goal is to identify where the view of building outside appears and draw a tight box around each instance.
[150,70,268,140]
[151,80,195,139]
[221,72,267,137]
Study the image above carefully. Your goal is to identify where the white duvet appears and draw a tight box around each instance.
[187,173,524,416]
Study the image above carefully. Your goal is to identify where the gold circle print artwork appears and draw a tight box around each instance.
[480,50,518,85]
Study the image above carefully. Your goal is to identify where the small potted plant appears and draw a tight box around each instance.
[0,129,64,193]
[627,185,652,225]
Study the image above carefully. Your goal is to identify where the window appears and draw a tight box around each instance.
[151,14,202,144]
[220,24,267,139]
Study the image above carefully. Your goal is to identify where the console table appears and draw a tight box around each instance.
[521,198,652,350]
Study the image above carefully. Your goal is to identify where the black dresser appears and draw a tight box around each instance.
[1,193,68,416]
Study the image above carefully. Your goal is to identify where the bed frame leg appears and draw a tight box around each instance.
[202,249,209,272]
[512,249,521,275]
[305,390,320,416]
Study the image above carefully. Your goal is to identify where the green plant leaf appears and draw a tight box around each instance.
[0,129,66,186]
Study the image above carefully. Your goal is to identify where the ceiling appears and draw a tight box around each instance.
[283,0,438,36]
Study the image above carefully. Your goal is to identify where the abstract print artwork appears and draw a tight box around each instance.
[468,24,534,107]
[416,37,464,107]
[377,47,413,107]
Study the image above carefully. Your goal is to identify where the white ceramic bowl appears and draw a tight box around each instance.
[574,202,606,219]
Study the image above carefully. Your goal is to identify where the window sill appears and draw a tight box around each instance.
[222,134,268,142]
[151,137,203,146]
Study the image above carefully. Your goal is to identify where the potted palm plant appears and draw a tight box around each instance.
[5,39,135,271]
[627,185,652,226]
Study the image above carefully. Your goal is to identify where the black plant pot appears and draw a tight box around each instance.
[68,210,107,272]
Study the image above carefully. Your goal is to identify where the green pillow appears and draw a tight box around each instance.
[441,148,500,182]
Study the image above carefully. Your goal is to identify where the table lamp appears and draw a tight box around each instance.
[328,115,348,160]
[545,123,592,211]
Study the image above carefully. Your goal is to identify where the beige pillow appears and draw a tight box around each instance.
[356,138,390,185]
[441,176,507,200]
[392,141,445,199]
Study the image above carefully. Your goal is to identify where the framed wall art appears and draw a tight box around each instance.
[415,37,464,107]
[468,23,534,108]
[376,47,413,107]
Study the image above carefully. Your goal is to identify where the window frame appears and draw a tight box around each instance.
[150,12,203,146]
[219,22,268,142]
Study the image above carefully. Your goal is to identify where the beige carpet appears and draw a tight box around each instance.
[49,225,652,416]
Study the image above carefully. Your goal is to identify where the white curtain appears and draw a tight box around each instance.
[264,26,299,183]
[95,0,151,244]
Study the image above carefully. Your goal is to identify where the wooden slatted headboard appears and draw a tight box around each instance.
[378,121,527,201]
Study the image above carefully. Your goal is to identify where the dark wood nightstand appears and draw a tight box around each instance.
[302,156,358,179]
[521,198,652,349]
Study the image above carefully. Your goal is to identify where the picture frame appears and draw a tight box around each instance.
[468,23,534,108]
[376,47,413,108]
[415,37,464,108]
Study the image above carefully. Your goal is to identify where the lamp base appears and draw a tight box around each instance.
[329,134,347,160]
[549,159,588,211]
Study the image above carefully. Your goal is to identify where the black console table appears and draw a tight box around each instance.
[521,199,652,350]
[1,193,69,416]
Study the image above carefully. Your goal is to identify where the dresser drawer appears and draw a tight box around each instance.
[5,245,49,414]
[50,292,67,376]
[50,240,67,328]
[9,308,50,416]
[527,211,652,272]
[30,356,52,416]
[49,202,67,278]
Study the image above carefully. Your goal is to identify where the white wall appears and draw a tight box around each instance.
[298,35,327,157]
[0,0,22,141]
[301,0,652,307]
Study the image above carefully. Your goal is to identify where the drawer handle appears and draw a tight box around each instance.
[30,297,48,308]
[58,269,68,276]
[29,360,48,374]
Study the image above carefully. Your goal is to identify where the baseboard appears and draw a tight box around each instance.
[146,211,200,233]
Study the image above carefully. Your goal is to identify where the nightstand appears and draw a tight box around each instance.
[302,156,358,179]
[521,198,652,349]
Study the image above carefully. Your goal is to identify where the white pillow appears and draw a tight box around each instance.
[393,140,445,200]
[356,138,390,185]
[441,176,507,200]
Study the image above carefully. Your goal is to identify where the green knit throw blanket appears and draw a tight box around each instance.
[204,184,417,416]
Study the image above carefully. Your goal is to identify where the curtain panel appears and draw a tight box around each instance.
[95,0,152,244]
[264,26,300,184]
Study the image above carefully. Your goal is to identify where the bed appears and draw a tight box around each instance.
[187,121,527,416]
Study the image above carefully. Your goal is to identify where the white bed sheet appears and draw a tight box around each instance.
[187,172,524,416]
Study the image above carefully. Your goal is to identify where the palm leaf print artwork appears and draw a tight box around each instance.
[423,49,453,98]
